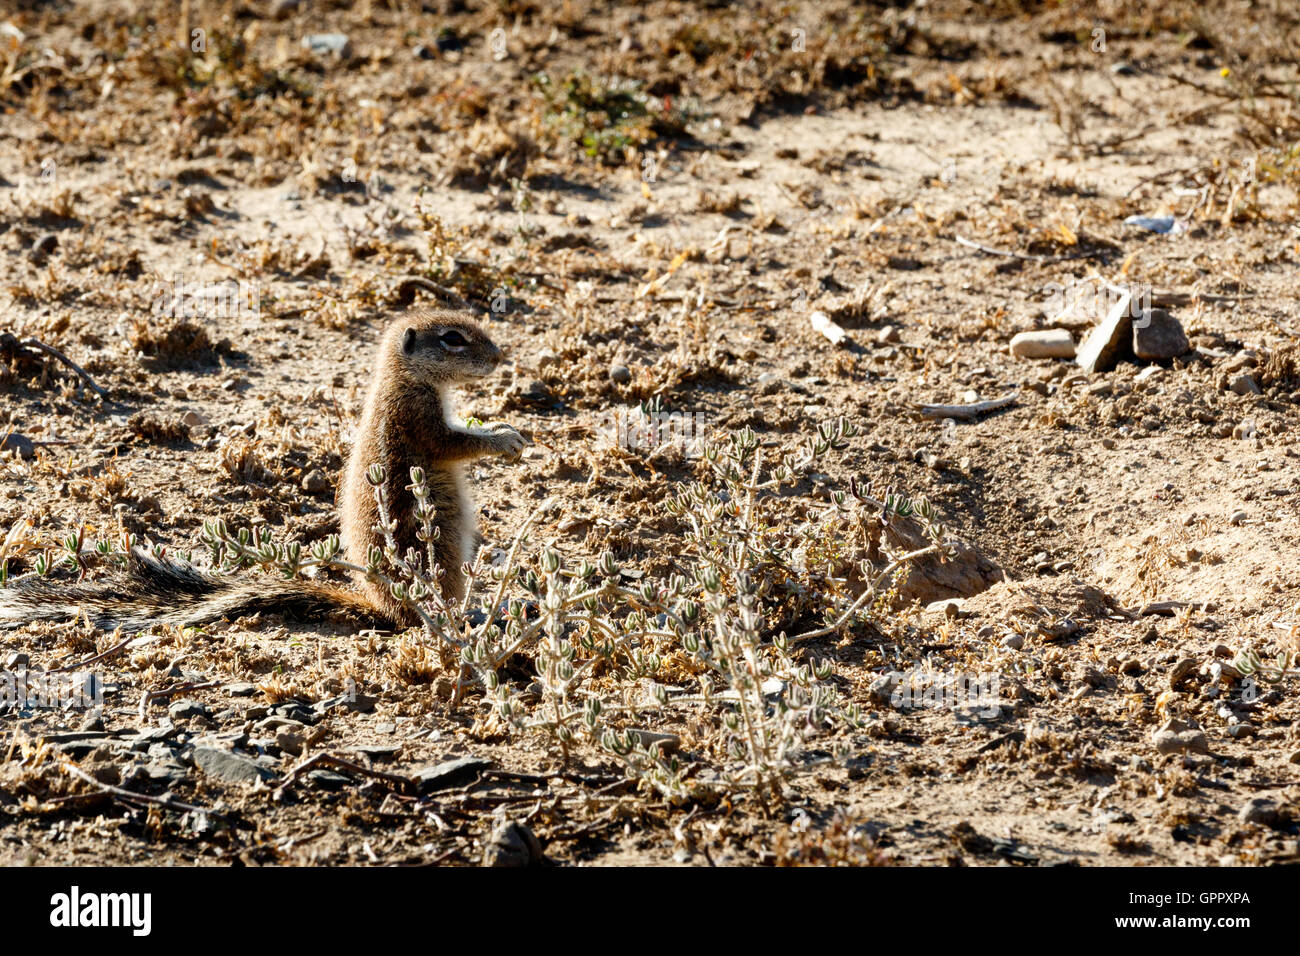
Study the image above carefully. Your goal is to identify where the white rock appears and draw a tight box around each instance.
[1009,329,1075,359]
[809,311,848,347]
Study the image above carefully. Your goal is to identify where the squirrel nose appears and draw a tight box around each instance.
[491,345,505,365]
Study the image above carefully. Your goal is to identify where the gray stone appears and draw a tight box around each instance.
[1229,373,1261,396]
[1151,718,1208,756]
[146,742,181,763]
[306,769,352,790]
[315,693,376,715]
[254,716,308,733]
[301,470,329,495]
[609,364,631,384]
[1132,308,1189,361]
[275,730,306,757]
[413,756,492,794]
[168,699,209,720]
[1239,796,1279,826]
[0,433,34,460]
[270,701,318,724]
[351,744,400,761]
[193,746,277,785]
[133,762,188,788]
[1076,296,1134,373]
[40,731,113,745]
[482,820,544,867]
[225,682,257,697]
[56,739,110,759]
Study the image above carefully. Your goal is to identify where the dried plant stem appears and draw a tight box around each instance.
[790,544,940,645]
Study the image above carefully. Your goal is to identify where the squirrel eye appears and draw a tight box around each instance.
[439,330,469,352]
[402,328,417,354]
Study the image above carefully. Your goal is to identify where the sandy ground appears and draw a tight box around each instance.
[1,0,1299,865]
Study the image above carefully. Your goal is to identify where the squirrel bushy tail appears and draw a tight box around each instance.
[0,548,385,632]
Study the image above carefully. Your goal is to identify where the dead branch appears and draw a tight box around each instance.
[917,392,1019,420]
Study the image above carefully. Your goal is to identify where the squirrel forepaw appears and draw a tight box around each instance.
[483,422,526,461]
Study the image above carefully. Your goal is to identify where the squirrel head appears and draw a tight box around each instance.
[388,308,505,386]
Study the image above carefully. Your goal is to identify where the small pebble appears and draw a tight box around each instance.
[482,820,544,867]
[1229,373,1261,396]
[302,469,329,495]
[1151,718,1208,755]
[168,699,209,720]
[0,433,35,460]
[276,730,306,756]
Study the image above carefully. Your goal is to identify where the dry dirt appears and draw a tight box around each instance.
[2,0,1300,867]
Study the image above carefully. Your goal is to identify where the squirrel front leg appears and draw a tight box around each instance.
[442,423,527,463]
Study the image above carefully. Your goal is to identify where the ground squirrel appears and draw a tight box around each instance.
[0,308,525,631]
[340,308,525,620]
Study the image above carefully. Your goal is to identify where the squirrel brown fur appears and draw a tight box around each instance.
[0,308,525,632]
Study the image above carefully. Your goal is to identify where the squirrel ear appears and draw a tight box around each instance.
[402,328,417,354]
